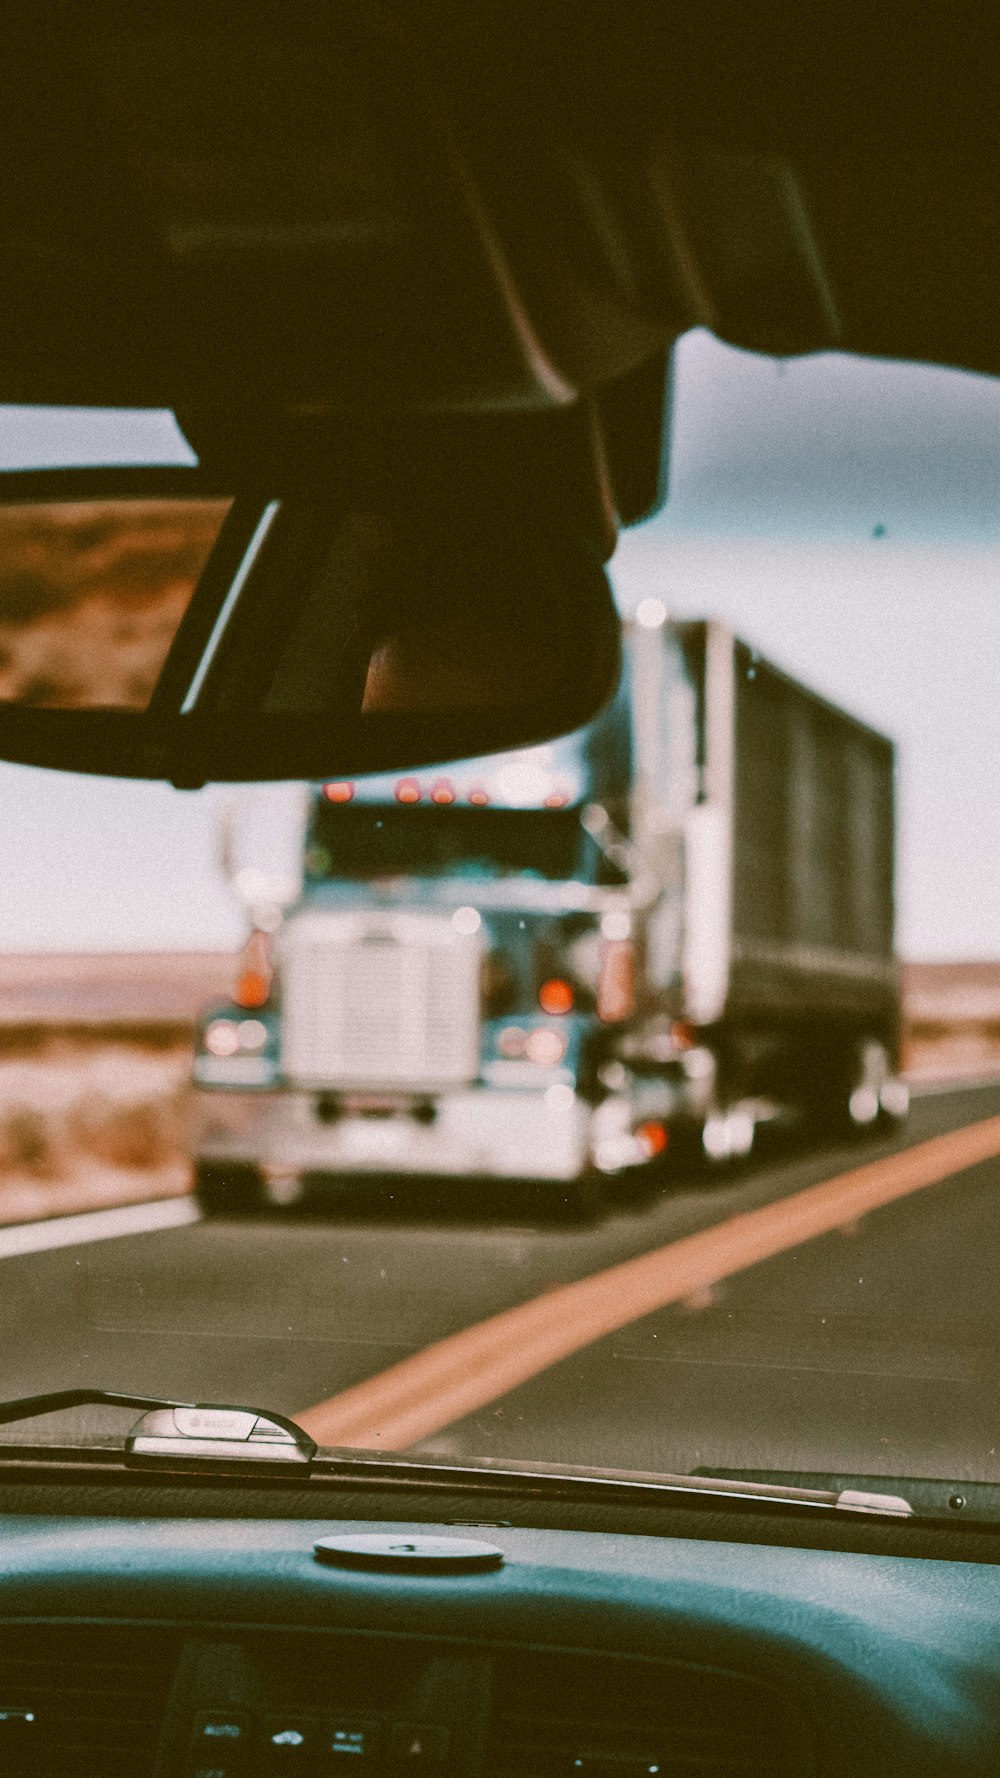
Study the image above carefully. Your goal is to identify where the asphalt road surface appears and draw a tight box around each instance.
[3,1080,1000,1486]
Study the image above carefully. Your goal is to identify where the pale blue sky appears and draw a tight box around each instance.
[1,330,998,958]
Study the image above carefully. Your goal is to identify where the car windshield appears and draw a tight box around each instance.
[2,337,1000,1496]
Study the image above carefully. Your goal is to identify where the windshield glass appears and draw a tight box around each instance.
[2,357,1000,1498]
[306,804,607,884]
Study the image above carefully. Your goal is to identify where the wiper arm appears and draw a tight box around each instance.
[0,1388,316,1470]
[0,1389,188,1427]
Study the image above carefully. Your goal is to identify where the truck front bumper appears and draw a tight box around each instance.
[194,1084,592,1183]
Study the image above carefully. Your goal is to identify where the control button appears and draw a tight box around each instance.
[263,1715,324,1758]
[327,1718,382,1759]
[314,1534,503,1573]
[388,1723,450,1766]
[190,1711,249,1765]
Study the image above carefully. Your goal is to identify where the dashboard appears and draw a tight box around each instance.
[1,1506,1000,1778]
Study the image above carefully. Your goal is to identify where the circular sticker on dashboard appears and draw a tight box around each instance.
[313,1534,504,1572]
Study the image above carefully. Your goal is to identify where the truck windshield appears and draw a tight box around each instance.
[306,802,617,883]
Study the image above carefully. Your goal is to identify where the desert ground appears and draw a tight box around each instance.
[0,952,231,1225]
[0,952,994,1226]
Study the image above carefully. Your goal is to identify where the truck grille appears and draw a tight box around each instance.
[280,909,482,1088]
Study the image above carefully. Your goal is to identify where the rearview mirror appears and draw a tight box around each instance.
[0,469,621,784]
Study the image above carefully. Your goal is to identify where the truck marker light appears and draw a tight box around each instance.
[322,781,354,803]
[233,928,273,1009]
[468,787,490,805]
[525,1027,567,1065]
[234,970,270,1009]
[637,1120,669,1157]
[395,778,421,803]
[543,789,570,808]
[538,978,574,1015]
[431,779,456,804]
[452,906,482,935]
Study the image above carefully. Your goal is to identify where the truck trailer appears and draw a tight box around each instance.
[192,611,906,1215]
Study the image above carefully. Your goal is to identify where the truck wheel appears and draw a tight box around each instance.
[876,1076,910,1132]
[701,1104,756,1169]
[846,1040,908,1137]
[193,1161,266,1218]
[812,1038,906,1141]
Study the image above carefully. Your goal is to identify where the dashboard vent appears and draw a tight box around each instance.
[488,1649,805,1778]
[0,1625,180,1777]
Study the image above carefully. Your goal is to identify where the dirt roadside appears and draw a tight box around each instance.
[0,953,996,1228]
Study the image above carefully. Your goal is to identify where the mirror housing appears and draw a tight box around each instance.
[0,461,622,785]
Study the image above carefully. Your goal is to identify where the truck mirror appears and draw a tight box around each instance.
[0,469,621,784]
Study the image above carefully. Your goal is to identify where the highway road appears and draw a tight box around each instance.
[2,1079,1000,1486]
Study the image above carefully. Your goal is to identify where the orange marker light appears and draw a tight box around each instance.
[395,778,421,804]
[637,1121,669,1157]
[538,977,574,1016]
[234,970,270,1010]
[322,781,354,803]
[468,788,490,806]
[431,779,456,805]
[233,929,273,1009]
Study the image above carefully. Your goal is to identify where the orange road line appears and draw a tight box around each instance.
[296,1114,1000,1452]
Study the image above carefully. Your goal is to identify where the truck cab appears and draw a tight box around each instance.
[192,614,906,1217]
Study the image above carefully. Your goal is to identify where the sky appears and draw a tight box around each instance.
[0,329,999,958]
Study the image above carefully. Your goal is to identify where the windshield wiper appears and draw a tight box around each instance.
[0,1389,316,1470]
[694,1466,1000,1526]
[0,1394,911,1510]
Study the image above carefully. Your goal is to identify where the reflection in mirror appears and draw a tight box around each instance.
[363,623,542,712]
[0,499,232,709]
[259,509,618,722]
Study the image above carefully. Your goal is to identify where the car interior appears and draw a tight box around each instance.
[2,7,1000,1776]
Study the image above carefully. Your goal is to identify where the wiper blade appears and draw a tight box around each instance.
[0,1388,316,1470]
[308,1449,913,1517]
[696,1467,1000,1528]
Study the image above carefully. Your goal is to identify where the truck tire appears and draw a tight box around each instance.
[810,1038,907,1141]
[193,1160,266,1218]
[701,1104,757,1170]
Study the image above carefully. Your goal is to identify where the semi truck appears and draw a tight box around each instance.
[192,609,907,1216]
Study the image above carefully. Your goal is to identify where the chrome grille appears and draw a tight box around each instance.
[280,909,482,1087]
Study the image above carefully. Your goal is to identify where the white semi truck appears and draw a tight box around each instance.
[192,610,907,1215]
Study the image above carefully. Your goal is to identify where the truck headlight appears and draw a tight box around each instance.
[204,1018,240,1057]
[525,1027,568,1065]
[204,1017,271,1057]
